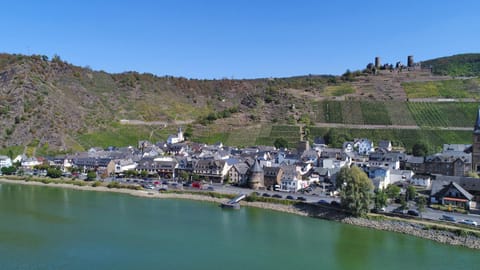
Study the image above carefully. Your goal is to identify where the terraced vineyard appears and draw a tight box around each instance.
[407,102,478,127]
[309,127,472,152]
[315,101,394,125]
[384,101,416,126]
[193,125,300,147]
[323,101,343,123]
[225,125,263,146]
[255,125,300,146]
[402,78,480,98]
[359,101,392,125]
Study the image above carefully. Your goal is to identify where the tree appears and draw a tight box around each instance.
[385,184,401,199]
[140,170,148,178]
[86,171,97,181]
[338,166,374,217]
[406,185,417,201]
[466,171,480,178]
[417,196,427,217]
[399,196,408,210]
[274,138,289,149]
[412,142,428,157]
[374,189,388,210]
[1,166,16,175]
[179,171,189,181]
[46,167,62,178]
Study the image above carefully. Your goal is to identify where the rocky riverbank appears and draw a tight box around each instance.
[1,178,480,249]
[342,217,480,249]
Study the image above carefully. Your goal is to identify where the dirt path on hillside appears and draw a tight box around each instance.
[311,122,472,131]
[119,119,194,126]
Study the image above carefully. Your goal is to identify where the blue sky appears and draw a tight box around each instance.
[2,0,479,78]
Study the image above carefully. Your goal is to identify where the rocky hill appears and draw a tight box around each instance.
[0,54,339,152]
[0,53,478,155]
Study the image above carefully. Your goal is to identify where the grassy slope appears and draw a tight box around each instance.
[403,78,480,98]
[421,53,480,77]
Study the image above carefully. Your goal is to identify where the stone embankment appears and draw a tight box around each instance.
[342,217,480,249]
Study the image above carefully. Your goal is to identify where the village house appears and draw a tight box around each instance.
[114,159,137,174]
[402,155,425,172]
[280,164,309,192]
[228,162,250,186]
[431,175,480,207]
[368,151,402,170]
[368,167,391,190]
[0,155,12,168]
[263,166,283,189]
[430,181,476,210]
[21,157,42,169]
[377,140,392,152]
[410,174,432,189]
[423,151,471,176]
[354,138,374,155]
[193,159,231,183]
[72,157,115,176]
[135,157,178,179]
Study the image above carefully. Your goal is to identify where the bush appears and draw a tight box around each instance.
[92,181,102,187]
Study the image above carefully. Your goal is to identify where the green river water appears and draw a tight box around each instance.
[0,183,478,270]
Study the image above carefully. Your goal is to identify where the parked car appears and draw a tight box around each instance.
[317,199,328,205]
[458,219,478,226]
[207,186,215,191]
[143,184,155,190]
[371,207,386,213]
[286,195,294,200]
[440,215,456,222]
[407,210,419,216]
[272,194,282,199]
[296,196,307,201]
[262,193,271,197]
[330,201,340,207]
[392,208,405,215]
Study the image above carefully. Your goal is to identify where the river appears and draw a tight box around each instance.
[0,183,478,270]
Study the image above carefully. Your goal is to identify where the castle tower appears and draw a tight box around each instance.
[248,160,264,189]
[375,57,381,68]
[472,108,480,172]
[407,55,414,67]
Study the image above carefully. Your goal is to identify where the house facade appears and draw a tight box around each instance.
[0,155,12,168]
[431,181,475,210]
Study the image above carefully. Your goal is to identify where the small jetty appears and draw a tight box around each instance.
[220,194,246,209]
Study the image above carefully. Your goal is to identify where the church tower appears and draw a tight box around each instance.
[472,108,480,172]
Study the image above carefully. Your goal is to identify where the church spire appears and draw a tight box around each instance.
[475,107,480,134]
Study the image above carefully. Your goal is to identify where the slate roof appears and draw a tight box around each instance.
[251,160,264,173]
[425,152,471,163]
[233,162,250,175]
[433,181,474,201]
[432,175,480,192]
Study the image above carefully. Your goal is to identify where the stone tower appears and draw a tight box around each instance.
[248,160,265,190]
[375,57,381,68]
[472,108,480,172]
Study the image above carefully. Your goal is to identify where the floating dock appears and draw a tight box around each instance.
[220,194,246,209]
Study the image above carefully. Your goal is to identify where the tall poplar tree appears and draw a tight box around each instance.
[338,166,374,217]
